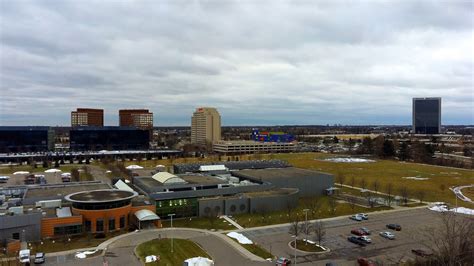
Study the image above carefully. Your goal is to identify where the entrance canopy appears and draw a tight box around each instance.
[134,209,160,221]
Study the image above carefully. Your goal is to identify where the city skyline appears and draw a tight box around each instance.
[1,1,473,126]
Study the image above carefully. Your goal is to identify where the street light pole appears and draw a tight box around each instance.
[303,209,309,243]
[293,235,297,266]
[168,213,176,253]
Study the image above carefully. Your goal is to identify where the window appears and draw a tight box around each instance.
[119,216,125,228]
[85,220,91,232]
[96,219,104,232]
[54,225,82,236]
[12,232,20,240]
[109,218,115,231]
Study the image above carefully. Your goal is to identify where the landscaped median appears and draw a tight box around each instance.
[226,232,273,260]
[135,238,212,265]
[289,239,329,253]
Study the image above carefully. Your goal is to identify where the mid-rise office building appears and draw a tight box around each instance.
[191,107,221,146]
[71,108,104,127]
[119,109,153,130]
[412,97,441,134]
[69,127,150,151]
[0,127,54,153]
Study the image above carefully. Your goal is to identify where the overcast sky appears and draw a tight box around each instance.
[0,0,472,126]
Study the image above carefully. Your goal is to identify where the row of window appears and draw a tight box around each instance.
[54,224,82,236]
[84,216,126,232]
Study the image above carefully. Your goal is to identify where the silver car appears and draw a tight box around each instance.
[379,231,395,240]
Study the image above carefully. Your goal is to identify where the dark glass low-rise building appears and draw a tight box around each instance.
[70,126,150,151]
[413,97,441,134]
[0,126,54,153]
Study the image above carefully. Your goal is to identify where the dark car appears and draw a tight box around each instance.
[357,257,376,266]
[348,236,366,246]
[412,249,433,257]
[386,224,402,231]
[351,229,366,236]
[360,227,371,235]
[276,257,291,266]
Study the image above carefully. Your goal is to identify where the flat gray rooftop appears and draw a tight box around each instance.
[66,189,137,203]
[235,167,329,181]
[25,183,111,199]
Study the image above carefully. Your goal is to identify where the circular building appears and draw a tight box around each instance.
[65,189,139,233]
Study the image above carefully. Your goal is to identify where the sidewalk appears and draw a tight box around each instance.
[221,215,244,230]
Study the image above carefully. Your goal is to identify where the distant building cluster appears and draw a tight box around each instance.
[71,108,153,129]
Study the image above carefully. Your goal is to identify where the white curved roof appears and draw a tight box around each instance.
[114,180,134,192]
[199,165,227,172]
[152,172,186,184]
[134,209,160,221]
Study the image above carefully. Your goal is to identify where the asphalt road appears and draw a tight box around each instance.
[240,208,450,265]
[42,208,469,266]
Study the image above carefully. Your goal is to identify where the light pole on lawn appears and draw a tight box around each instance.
[303,209,309,243]
[168,213,176,253]
[292,235,297,266]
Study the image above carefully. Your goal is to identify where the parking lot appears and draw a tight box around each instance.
[240,208,450,265]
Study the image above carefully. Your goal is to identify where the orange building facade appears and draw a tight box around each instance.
[119,109,153,129]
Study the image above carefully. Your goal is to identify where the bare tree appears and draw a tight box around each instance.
[301,218,312,245]
[288,214,301,239]
[336,172,345,189]
[347,196,357,212]
[257,204,268,223]
[385,182,393,207]
[372,180,379,195]
[420,212,474,265]
[313,220,326,246]
[305,197,321,219]
[416,190,426,204]
[350,176,356,188]
[399,186,409,206]
[328,196,337,215]
[286,202,295,220]
[360,178,367,190]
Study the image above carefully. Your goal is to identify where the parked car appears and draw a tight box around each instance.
[348,236,366,246]
[357,213,369,220]
[360,227,371,235]
[379,231,395,240]
[19,249,30,264]
[386,224,402,231]
[411,249,433,257]
[276,257,291,266]
[357,257,376,266]
[350,215,363,221]
[351,229,366,236]
[357,236,372,244]
[34,252,45,264]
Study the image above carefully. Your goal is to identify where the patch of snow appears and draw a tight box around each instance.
[323,158,375,163]
[226,232,253,244]
[428,204,474,216]
[145,255,158,263]
[402,176,430,181]
[184,256,214,266]
[75,250,97,259]
[126,164,143,170]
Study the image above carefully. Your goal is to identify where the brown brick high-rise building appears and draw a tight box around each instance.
[119,109,153,130]
[71,108,104,127]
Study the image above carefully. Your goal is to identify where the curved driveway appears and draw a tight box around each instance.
[45,228,270,266]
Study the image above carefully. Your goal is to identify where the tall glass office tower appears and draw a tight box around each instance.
[412,97,441,134]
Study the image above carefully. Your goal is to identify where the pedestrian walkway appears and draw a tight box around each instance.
[221,215,244,229]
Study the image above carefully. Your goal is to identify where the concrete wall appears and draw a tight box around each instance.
[198,198,225,217]
[224,197,249,216]
[249,189,299,214]
[197,189,299,217]
[0,212,42,242]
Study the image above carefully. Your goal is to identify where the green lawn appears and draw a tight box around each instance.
[136,238,211,266]
[269,153,474,207]
[228,238,273,260]
[234,196,391,228]
[161,217,236,231]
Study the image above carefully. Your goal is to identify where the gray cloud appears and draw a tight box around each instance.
[0,0,472,126]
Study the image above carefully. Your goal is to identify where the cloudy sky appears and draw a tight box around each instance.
[0,0,472,126]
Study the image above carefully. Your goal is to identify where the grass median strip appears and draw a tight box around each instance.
[228,238,273,260]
